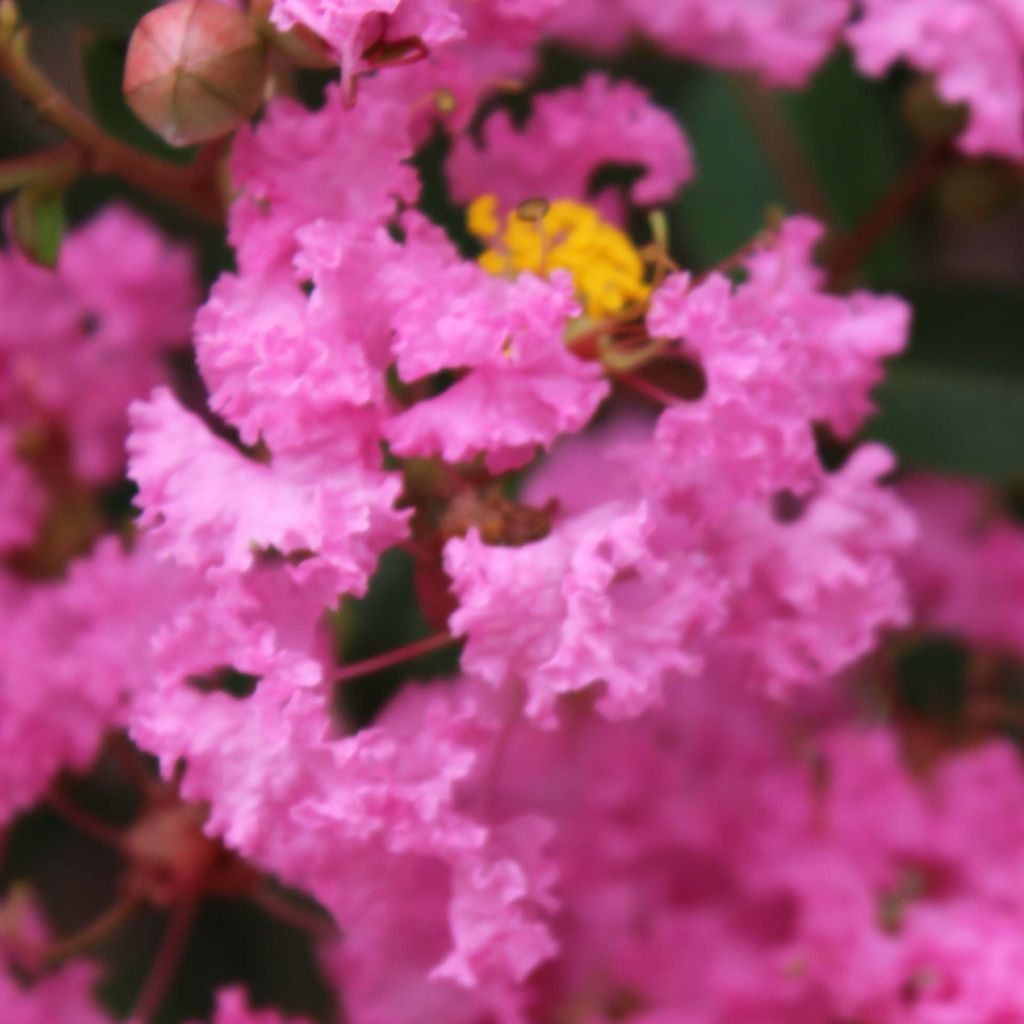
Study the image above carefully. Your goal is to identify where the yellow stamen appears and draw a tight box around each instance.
[468,194,650,320]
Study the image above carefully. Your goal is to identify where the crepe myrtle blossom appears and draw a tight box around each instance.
[849,0,1024,157]
[1,7,1019,1024]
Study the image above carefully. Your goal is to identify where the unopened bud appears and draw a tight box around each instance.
[124,0,268,147]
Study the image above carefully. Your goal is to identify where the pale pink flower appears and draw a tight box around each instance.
[270,0,464,87]
[446,500,718,724]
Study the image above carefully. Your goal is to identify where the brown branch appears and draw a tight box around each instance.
[250,883,339,939]
[0,142,82,192]
[335,633,458,685]
[130,888,201,1023]
[0,1,224,222]
[47,786,124,849]
[45,894,139,965]
[827,145,954,290]
[732,75,834,227]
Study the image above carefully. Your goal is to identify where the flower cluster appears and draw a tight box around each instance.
[1,1,1024,1021]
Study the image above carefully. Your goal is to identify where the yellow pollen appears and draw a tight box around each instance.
[467,194,650,320]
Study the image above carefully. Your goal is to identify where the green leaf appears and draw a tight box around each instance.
[896,284,1024,379]
[871,366,1024,480]
[784,52,912,284]
[868,283,1024,480]
[671,72,783,269]
[22,0,157,32]
[81,34,195,165]
[13,186,65,267]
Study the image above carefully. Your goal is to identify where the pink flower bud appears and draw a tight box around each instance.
[123,0,268,147]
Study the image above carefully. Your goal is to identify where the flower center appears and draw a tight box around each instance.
[468,194,650,320]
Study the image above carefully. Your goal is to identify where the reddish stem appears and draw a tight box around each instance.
[336,633,458,685]
[732,74,834,227]
[0,3,224,222]
[827,145,954,290]
[45,894,139,965]
[47,787,124,849]
[131,888,201,1023]
[615,371,683,407]
[250,883,338,939]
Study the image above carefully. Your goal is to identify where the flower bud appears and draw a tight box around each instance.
[123,0,268,147]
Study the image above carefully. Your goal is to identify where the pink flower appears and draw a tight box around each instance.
[899,475,1024,655]
[135,670,560,1022]
[229,82,419,274]
[128,388,407,600]
[195,251,394,457]
[0,427,43,552]
[553,0,851,86]
[0,539,186,825]
[285,212,609,473]
[206,987,310,1023]
[383,231,608,471]
[713,444,915,696]
[0,206,195,482]
[627,0,851,86]
[648,217,909,447]
[270,0,464,88]
[446,74,694,223]
[446,500,717,724]
[0,962,108,1023]
[849,0,1024,157]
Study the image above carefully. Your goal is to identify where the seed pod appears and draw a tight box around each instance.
[123,0,268,147]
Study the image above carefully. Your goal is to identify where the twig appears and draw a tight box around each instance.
[827,144,954,290]
[732,74,834,227]
[0,1,224,222]
[614,371,684,407]
[336,633,458,685]
[45,894,139,965]
[250,883,338,939]
[47,786,124,849]
[130,888,201,1023]
[0,142,82,192]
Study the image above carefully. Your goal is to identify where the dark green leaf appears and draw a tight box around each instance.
[22,0,157,32]
[868,283,1024,480]
[784,52,912,284]
[871,366,1024,480]
[897,284,1024,379]
[13,186,65,267]
[672,73,783,268]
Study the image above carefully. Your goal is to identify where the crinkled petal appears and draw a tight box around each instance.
[447,74,694,220]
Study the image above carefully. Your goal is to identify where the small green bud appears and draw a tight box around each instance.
[123,0,268,147]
